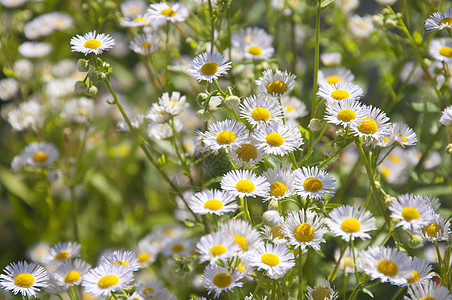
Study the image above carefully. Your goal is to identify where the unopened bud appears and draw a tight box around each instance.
[268,200,279,210]
[87,85,98,96]
[446,144,452,154]
[384,19,398,28]
[196,109,210,121]
[373,15,384,27]
[384,196,395,205]
[77,59,90,72]
[308,118,322,131]
[74,81,88,93]
[224,95,241,110]
[196,93,209,105]
[263,210,282,227]
[408,235,424,248]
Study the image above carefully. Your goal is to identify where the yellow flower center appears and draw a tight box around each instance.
[142,288,155,296]
[401,207,420,222]
[342,257,354,269]
[114,261,129,266]
[210,245,227,256]
[76,108,90,116]
[138,253,150,263]
[422,223,443,238]
[161,7,177,17]
[389,154,401,164]
[337,109,357,122]
[133,17,148,23]
[83,39,102,49]
[233,234,248,251]
[303,177,323,192]
[248,46,262,56]
[341,218,361,233]
[420,297,436,300]
[97,275,119,288]
[237,263,246,273]
[396,133,407,142]
[142,42,151,50]
[14,273,35,287]
[294,223,315,242]
[267,80,287,96]
[216,130,236,144]
[439,17,452,26]
[33,151,48,163]
[261,253,280,266]
[327,76,341,84]
[212,273,232,288]
[171,244,184,252]
[285,105,295,111]
[203,199,224,211]
[312,287,332,300]
[236,143,258,162]
[269,182,288,198]
[358,118,378,134]
[265,132,284,146]
[64,270,81,283]
[407,271,420,284]
[251,107,271,121]
[271,226,285,239]
[439,46,452,57]
[200,62,219,76]
[380,167,391,177]
[377,260,398,276]
[235,180,255,193]
[55,251,70,260]
[330,90,350,100]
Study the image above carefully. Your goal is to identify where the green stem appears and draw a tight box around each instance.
[350,240,360,288]
[110,292,119,300]
[252,271,266,296]
[310,0,321,119]
[147,55,164,93]
[434,240,445,281]
[390,286,406,300]
[329,242,350,283]
[415,126,445,171]
[208,0,215,54]
[298,250,304,300]
[299,124,329,167]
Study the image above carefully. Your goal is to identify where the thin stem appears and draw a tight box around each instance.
[415,126,445,172]
[147,55,164,93]
[350,240,360,288]
[310,0,321,119]
[252,271,266,296]
[391,286,406,300]
[434,240,445,281]
[298,250,304,300]
[110,292,119,300]
[208,0,215,54]
[299,124,329,167]
[329,242,350,283]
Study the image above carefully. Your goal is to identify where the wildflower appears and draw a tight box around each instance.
[228,139,264,167]
[129,34,160,55]
[20,142,59,168]
[350,105,392,143]
[404,257,434,285]
[280,96,309,122]
[222,219,263,252]
[147,2,189,23]
[318,67,354,85]
[306,278,338,300]
[134,239,159,268]
[135,280,167,298]
[98,250,141,271]
[13,59,33,80]
[416,213,451,242]
[425,9,452,32]
[262,164,294,201]
[120,0,147,18]
[188,189,238,216]
[187,52,232,83]
[320,52,342,66]
[221,169,270,199]
[120,13,152,27]
[0,261,49,297]
[232,27,274,61]
[202,264,244,298]
[51,259,91,289]
[0,78,19,101]
[292,166,336,200]
[160,238,194,257]
[324,98,367,128]
[392,123,417,147]
[253,122,303,156]
[18,42,53,58]
[440,105,452,126]
[240,95,284,127]
[0,0,26,8]
[429,39,452,63]
[63,97,95,124]
[404,281,452,300]
[348,15,374,39]
[389,194,434,231]
[82,264,134,297]
[70,30,115,56]
[43,242,80,265]
[203,120,248,153]
[27,243,50,264]
[256,69,297,98]
[195,232,241,264]
[317,81,363,102]
[247,242,295,280]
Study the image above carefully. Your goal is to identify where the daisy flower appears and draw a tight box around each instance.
[292,166,336,200]
[252,122,303,156]
[228,139,264,167]
[404,281,452,300]
[256,69,297,98]
[262,164,295,201]
[317,81,363,102]
[220,169,270,198]
[357,246,412,286]
[202,264,244,298]
[147,2,189,23]
[350,105,392,143]
[82,264,134,297]
[306,278,338,300]
[120,0,147,18]
[425,9,452,32]
[98,250,141,271]
[134,239,159,268]
[440,104,452,126]
[281,209,327,251]
[405,257,434,285]
[0,261,49,297]
[19,142,59,168]
[188,189,238,216]
[158,91,186,116]
[27,243,50,264]
[416,213,451,242]
[334,247,355,274]
[42,242,80,265]
[348,15,374,39]
[232,27,274,61]
[70,30,115,56]
[392,123,417,147]
[320,52,342,66]
[324,98,367,128]
[51,259,91,289]
[240,95,283,127]
[135,280,167,298]
[247,242,295,280]
[63,97,95,124]
[203,120,248,153]
[221,219,263,252]
[195,232,241,264]
[261,224,288,245]
[129,33,160,55]
[325,205,377,242]
[429,39,452,63]
[160,238,194,257]
[280,96,309,122]
[0,77,19,101]
[389,193,434,231]
[18,42,53,58]
[318,67,354,85]
[187,52,232,83]
[120,13,152,27]
[8,101,43,131]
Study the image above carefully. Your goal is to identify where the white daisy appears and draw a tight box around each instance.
[187,52,232,83]
[320,52,342,66]
[253,122,303,156]
[317,81,363,102]
[160,238,194,257]
[20,142,59,168]
[0,261,49,297]
[350,105,392,143]
[129,33,160,55]
[202,264,244,298]
[221,219,263,252]
[220,169,270,199]
[63,97,95,124]
[280,96,309,122]
[0,77,19,101]
[256,69,297,98]
[120,13,152,27]
[135,280,167,298]
[292,166,336,200]
[404,281,452,300]
[18,42,53,58]
[158,91,186,116]
[429,39,452,63]
[228,139,265,167]
[232,27,274,61]
[42,242,80,266]
[281,209,327,251]
[325,205,377,242]
[347,15,374,39]
[425,9,452,32]
[261,224,288,245]
[51,259,91,289]
[262,164,295,201]
[188,189,238,216]
[324,98,367,128]
[203,119,248,153]
[306,278,338,300]
[195,231,241,264]
[240,95,283,127]
[98,250,141,271]
[82,264,134,297]
[389,193,434,231]
[334,247,355,274]
[416,213,451,242]
[404,257,434,286]
[440,104,452,126]
[120,0,147,18]
[318,67,355,85]
[247,242,295,280]
[147,2,189,23]
[27,243,50,264]
[7,100,43,131]
[70,30,115,56]
[134,239,159,268]
[392,123,417,147]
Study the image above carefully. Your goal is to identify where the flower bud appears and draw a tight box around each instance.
[408,235,424,248]
[224,95,241,110]
[263,210,282,227]
[308,118,322,131]
[77,59,90,72]
[87,85,98,96]
[446,144,452,154]
[196,93,209,105]
[74,81,88,93]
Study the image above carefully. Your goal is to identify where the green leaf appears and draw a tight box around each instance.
[88,173,122,205]
[0,167,34,205]
[362,288,374,298]
[321,0,335,9]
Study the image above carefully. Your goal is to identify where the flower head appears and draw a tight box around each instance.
[70,30,115,56]
[0,261,49,297]
[187,52,232,83]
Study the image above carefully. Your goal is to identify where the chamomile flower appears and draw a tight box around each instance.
[262,164,294,201]
[129,34,160,55]
[324,98,367,128]
[350,105,392,143]
[43,242,80,265]
[325,205,377,242]
[416,213,451,242]
[404,257,434,285]
[158,91,186,116]
[256,69,297,98]
[280,96,308,122]
[187,52,232,83]
[306,278,338,300]
[240,95,283,127]
[261,224,288,245]
[318,67,355,85]
[357,246,412,285]
[99,250,140,271]
[222,219,263,252]
[253,122,303,156]
[0,261,49,297]
[82,264,134,297]
[429,39,452,63]
[389,194,434,231]
[228,139,264,167]
[281,209,327,251]
[147,2,189,23]
[203,120,248,153]
[392,123,417,147]
[160,238,194,257]
[202,264,244,298]
[134,238,159,268]
[293,166,336,200]
[425,9,452,32]
[20,142,59,168]
[195,232,241,264]
[232,27,274,61]
[220,169,270,199]
[334,247,355,274]
[188,189,238,216]
[404,281,452,300]
[317,81,363,102]
[440,104,452,126]
[18,42,52,58]
[247,242,295,280]
[51,259,91,288]
[70,30,115,56]
[348,15,374,39]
